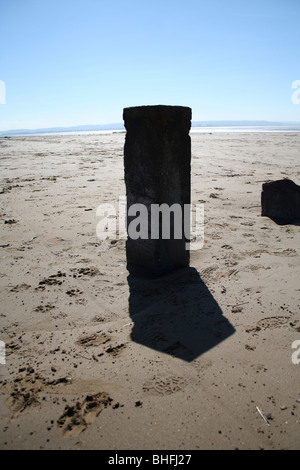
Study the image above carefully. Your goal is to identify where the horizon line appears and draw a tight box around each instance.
[1,119,300,136]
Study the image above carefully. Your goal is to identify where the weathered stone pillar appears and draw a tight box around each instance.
[261,179,300,224]
[123,105,192,276]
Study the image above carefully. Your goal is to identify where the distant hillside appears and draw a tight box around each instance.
[1,121,300,136]
[0,123,125,136]
[191,120,300,127]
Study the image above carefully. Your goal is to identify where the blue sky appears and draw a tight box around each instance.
[0,0,299,130]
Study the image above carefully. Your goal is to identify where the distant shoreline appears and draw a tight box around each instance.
[1,126,300,138]
[1,121,300,137]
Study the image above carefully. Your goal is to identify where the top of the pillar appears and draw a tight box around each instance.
[123,105,192,124]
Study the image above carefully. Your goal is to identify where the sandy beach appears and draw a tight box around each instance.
[0,131,299,450]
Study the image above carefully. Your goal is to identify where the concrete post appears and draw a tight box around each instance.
[123,105,192,275]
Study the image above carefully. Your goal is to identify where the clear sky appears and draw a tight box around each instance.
[0,0,299,130]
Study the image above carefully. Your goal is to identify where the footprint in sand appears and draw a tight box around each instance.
[273,248,297,257]
[57,392,113,438]
[46,237,66,245]
[199,266,218,281]
[245,315,291,335]
[241,221,254,227]
[142,376,187,396]
[76,332,112,348]
[71,267,100,278]
[38,271,66,287]
[105,343,126,357]
[6,370,70,419]
[10,283,31,292]
[34,303,55,313]
[256,316,290,330]
[66,288,83,297]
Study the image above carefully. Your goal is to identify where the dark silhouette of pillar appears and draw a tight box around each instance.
[123,105,192,276]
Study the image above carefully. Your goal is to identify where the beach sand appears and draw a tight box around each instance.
[0,131,299,450]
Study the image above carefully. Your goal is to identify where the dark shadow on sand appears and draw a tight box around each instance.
[127,265,235,362]
[266,216,300,227]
